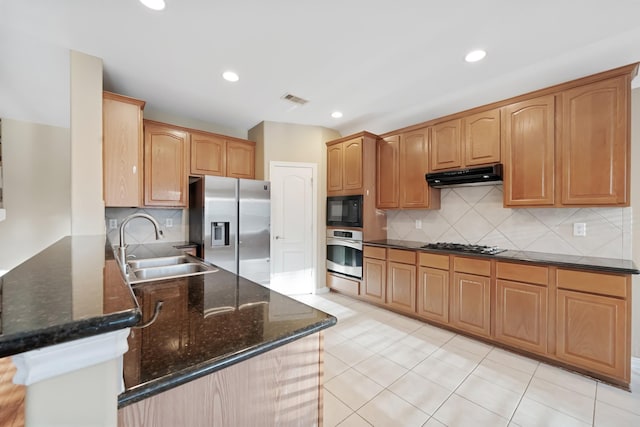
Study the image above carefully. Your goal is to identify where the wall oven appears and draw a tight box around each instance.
[326,229,363,279]
[326,195,363,228]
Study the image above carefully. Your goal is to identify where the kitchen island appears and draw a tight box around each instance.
[0,236,335,426]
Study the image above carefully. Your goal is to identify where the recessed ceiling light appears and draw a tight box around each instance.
[331,111,343,119]
[465,49,487,63]
[222,71,239,82]
[139,0,166,11]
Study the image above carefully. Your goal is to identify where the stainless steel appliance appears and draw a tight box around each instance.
[326,228,363,279]
[421,242,506,255]
[189,176,271,285]
[326,195,363,227]
[426,164,503,188]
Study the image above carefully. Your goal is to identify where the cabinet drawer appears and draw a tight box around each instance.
[496,262,548,286]
[388,249,416,264]
[419,252,449,270]
[556,269,628,298]
[327,273,360,296]
[363,246,386,260]
[453,257,490,276]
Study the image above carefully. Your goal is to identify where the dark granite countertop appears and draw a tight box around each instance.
[0,235,141,358]
[364,239,640,274]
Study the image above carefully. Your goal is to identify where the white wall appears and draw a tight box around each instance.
[0,119,71,271]
[249,121,341,291]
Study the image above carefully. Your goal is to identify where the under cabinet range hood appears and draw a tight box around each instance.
[425,164,503,188]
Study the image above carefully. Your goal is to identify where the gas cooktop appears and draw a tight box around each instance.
[420,242,507,255]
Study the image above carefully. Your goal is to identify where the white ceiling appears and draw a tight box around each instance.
[3,0,640,136]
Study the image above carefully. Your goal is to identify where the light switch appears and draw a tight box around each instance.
[573,222,586,237]
[165,218,173,228]
[415,219,422,229]
[109,219,117,230]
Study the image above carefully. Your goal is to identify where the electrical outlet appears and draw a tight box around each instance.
[573,222,586,237]
[165,218,173,228]
[109,219,117,230]
[415,219,422,229]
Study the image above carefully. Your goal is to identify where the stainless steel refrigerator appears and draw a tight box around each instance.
[189,176,271,285]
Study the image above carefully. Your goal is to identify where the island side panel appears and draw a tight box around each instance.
[118,332,324,427]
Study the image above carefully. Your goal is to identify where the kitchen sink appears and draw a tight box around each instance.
[122,254,219,285]
[128,255,191,269]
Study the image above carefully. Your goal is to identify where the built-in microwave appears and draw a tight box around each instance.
[326,195,363,228]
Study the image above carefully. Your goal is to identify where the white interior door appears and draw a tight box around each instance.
[270,162,316,295]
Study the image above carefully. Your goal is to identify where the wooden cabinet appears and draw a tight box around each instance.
[144,121,189,207]
[559,76,629,206]
[430,119,462,171]
[464,108,501,166]
[326,272,360,296]
[191,132,256,179]
[103,92,145,207]
[503,96,556,207]
[450,257,491,338]
[362,246,386,303]
[555,269,630,382]
[386,249,416,314]
[326,137,363,196]
[495,262,549,355]
[417,253,450,324]
[377,130,439,209]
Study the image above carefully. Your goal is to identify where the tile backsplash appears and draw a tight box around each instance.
[386,185,632,259]
[105,208,187,245]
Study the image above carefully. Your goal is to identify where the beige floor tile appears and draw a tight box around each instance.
[353,354,408,387]
[433,394,509,427]
[446,334,493,357]
[325,352,350,381]
[352,330,403,353]
[412,355,473,391]
[324,328,349,349]
[524,377,595,424]
[324,389,354,427]
[511,397,591,427]
[534,363,596,398]
[338,413,372,427]
[596,381,640,415]
[431,343,484,371]
[388,371,451,415]
[455,374,522,419]
[594,400,640,427]
[474,358,533,394]
[422,418,447,427]
[357,389,430,427]
[485,348,539,375]
[378,340,433,370]
[326,339,375,367]
[412,324,456,345]
[324,368,384,411]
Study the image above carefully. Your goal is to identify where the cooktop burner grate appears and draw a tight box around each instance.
[421,242,507,255]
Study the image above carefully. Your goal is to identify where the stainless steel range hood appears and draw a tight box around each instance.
[425,164,503,188]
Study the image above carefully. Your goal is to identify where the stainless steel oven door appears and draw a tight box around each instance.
[326,237,363,279]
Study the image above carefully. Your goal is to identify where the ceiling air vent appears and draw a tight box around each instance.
[281,93,309,106]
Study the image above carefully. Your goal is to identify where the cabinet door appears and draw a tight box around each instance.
[417,266,449,323]
[556,289,628,381]
[343,138,363,192]
[190,132,226,176]
[103,93,144,207]
[399,128,433,208]
[430,119,462,171]
[560,76,629,206]
[387,262,416,314]
[451,272,491,337]
[226,140,255,179]
[363,257,386,303]
[495,279,547,354]
[376,135,399,208]
[144,123,188,207]
[464,108,501,166]
[503,96,555,207]
[327,143,344,194]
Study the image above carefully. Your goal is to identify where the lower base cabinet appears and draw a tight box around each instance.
[451,272,491,338]
[387,261,416,314]
[326,272,360,296]
[417,266,449,323]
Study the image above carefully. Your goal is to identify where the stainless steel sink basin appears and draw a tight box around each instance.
[132,263,215,281]
[128,255,191,269]
[123,254,219,285]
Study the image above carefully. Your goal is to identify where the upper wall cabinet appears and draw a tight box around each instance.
[327,136,363,196]
[103,92,145,207]
[376,135,399,208]
[430,119,462,171]
[559,76,629,206]
[190,132,256,179]
[144,121,189,207]
[226,140,255,179]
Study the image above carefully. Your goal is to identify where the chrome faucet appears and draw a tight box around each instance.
[117,213,164,268]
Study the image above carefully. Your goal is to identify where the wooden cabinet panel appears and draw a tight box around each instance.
[503,96,556,206]
[417,266,449,323]
[387,248,415,264]
[190,132,225,176]
[495,279,547,354]
[556,289,628,381]
[453,257,490,276]
[430,119,462,171]
[362,257,386,303]
[226,140,255,179]
[103,92,144,207]
[363,245,386,260]
[343,138,363,191]
[464,108,501,166]
[399,128,433,208]
[556,269,628,298]
[560,76,629,206]
[387,262,416,314]
[419,252,449,270]
[144,122,189,207]
[327,143,343,193]
[376,135,399,208]
[326,272,360,296]
[451,272,491,337]
[496,262,548,286]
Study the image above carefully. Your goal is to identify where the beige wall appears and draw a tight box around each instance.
[249,121,341,291]
[631,88,640,357]
[144,106,248,140]
[0,119,71,271]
